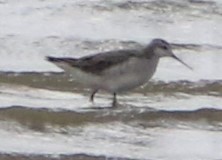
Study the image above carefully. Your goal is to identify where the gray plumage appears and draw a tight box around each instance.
[47,50,140,75]
[46,39,191,106]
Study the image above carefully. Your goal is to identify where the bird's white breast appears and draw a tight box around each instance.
[58,57,159,93]
[100,57,159,92]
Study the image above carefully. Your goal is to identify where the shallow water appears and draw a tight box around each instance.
[0,0,222,159]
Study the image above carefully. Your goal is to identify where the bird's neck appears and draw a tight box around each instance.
[142,45,157,59]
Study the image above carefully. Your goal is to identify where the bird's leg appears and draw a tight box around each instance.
[112,92,117,107]
[90,89,98,102]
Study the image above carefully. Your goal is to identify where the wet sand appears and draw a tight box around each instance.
[1,0,222,159]
[0,154,124,160]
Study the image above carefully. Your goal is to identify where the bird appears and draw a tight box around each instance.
[46,38,192,107]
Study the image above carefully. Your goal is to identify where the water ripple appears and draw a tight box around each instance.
[1,106,222,132]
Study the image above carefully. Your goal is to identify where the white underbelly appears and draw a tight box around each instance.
[100,57,159,92]
[55,57,159,93]
[102,72,150,92]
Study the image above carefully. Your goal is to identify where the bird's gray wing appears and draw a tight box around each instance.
[47,49,140,75]
[72,49,139,75]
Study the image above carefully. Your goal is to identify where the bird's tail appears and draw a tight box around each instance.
[46,56,79,63]
[46,56,65,63]
[46,56,79,70]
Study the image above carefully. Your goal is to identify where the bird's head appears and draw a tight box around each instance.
[148,39,192,70]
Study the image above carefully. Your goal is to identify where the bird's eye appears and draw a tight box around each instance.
[162,46,168,50]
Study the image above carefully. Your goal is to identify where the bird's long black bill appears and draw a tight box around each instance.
[172,55,193,70]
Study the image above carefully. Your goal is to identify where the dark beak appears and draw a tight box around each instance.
[171,54,193,70]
